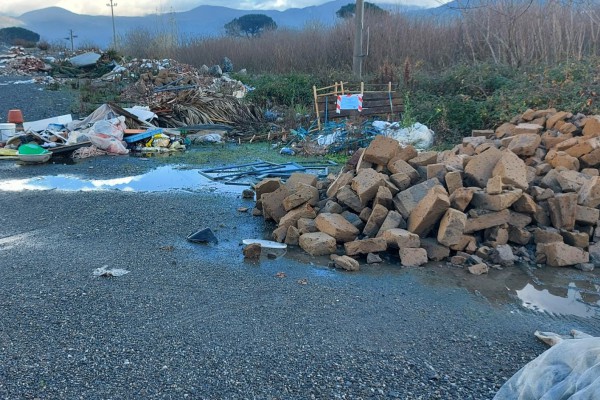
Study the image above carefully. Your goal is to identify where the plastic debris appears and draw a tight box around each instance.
[93,266,130,277]
[187,228,218,244]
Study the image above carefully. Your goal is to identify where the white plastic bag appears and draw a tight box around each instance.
[87,117,128,154]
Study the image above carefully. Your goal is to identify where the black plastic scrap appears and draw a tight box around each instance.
[187,228,218,244]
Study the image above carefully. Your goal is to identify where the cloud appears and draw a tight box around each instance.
[0,15,23,28]
[0,0,450,17]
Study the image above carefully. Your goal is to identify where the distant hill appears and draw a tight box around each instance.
[15,1,430,48]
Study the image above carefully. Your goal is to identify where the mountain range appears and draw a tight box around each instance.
[8,0,458,49]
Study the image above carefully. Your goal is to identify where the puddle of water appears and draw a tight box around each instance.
[0,166,245,194]
[517,282,600,318]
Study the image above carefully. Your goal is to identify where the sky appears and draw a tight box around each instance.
[0,0,451,17]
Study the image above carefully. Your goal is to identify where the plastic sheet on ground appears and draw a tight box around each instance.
[494,336,600,399]
[372,121,434,150]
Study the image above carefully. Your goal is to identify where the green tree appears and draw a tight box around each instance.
[0,27,40,45]
[336,2,388,19]
[225,14,277,37]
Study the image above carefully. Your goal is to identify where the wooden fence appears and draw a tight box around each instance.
[312,82,403,131]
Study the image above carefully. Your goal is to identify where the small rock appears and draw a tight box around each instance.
[468,263,489,275]
[366,253,382,264]
[243,243,261,260]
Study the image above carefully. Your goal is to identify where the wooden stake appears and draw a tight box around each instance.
[313,85,321,131]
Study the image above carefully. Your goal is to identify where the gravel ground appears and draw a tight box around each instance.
[0,76,77,123]
[0,77,599,399]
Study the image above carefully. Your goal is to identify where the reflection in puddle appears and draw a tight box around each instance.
[0,166,244,194]
[517,282,600,318]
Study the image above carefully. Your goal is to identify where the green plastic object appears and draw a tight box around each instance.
[18,143,50,155]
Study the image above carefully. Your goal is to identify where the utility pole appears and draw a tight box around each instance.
[352,0,365,78]
[107,0,118,50]
[64,29,78,52]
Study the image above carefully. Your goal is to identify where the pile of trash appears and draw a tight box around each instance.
[287,120,435,157]
[249,108,600,273]
[0,46,51,76]
[0,103,186,162]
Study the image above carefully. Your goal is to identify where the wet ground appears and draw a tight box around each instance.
[1,157,598,321]
[0,152,599,399]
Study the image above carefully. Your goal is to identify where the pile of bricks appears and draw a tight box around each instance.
[251,108,600,273]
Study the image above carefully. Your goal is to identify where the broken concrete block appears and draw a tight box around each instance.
[541,169,563,193]
[561,230,589,249]
[376,210,405,237]
[382,228,420,249]
[576,205,600,225]
[490,244,516,266]
[588,242,600,267]
[508,226,532,245]
[344,237,387,256]
[464,209,511,233]
[363,204,389,237]
[512,193,537,214]
[299,232,337,256]
[492,150,529,190]
[373,186,393,209]
[486,175,504,195]
[484,225,509,246]
[363,135,400,166]
[578,176,600,208]
[508,133,542,156]
[279,204,317,230]
[351,168,387,206]
[546,111,571,129]
[514,123,543,135]
[341,211,365,231]
[272,225,287,243]
[326,171,354,198]
[546,151,580,171]
[394,145,419,161]
[285,226,300,246]
[330,254,360,271]
[464,146,503,187]
[315,213,360,243]
[255,178,282,200]
[399,247,428,267]
[547,193,578,230]
[297,217,317,234]
[544,242,589,267]
[393,178,440,218]
[534,227,564,244]
[437,209,467,247]
[408,151,438,167]
[389,173,412,191]
[581,148,600,168]
[283,183,319,211]
[262,186,291,223]
[320,200,344,214]
[285,172,318,190]
[449,187,474,212]
[367,253,382,264]
[471,189,523,211]
[359,207,372,222]
[495,122,516,138]
[449,235,477,252]
[388,158,419,182]
[583,115,600,137]
[468,263,489,275]
[407,186,451,236]
[427,164,447,184]
[445,171,463,195]
[336,185,363,213]
[419,238,451,260]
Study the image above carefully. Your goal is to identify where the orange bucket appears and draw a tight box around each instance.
[7,109,24,124]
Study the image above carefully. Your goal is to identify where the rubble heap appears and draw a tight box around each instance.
[252,108,600,272]
[0,47,51,76]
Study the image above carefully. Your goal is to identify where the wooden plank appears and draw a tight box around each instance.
[313,85,321,131]
[317,99,403,108]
